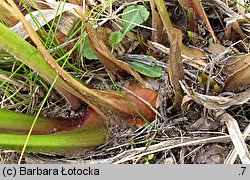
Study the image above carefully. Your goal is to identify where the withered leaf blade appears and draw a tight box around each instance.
[87,24,149,87]
[168,28,184,112]
[149,0,167,44]
[89,83,158,127]
[149,41,207,69]
[224,17,246,39]
[67,0,82,6]
[0,0,19,26]
[153,0,173,40]
[224,54,250,92]
[181,81,250,110]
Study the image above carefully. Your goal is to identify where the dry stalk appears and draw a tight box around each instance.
[79,135,247,164]
[218,111,250,164]
[224,121,250,164]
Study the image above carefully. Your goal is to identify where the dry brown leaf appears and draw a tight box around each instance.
[224,13,250,39]
[67,0,82,6]
[149,0,167,44]
[150,41,207,69]
[224,17,246,39]
[194,145,227,164]
[0,0,19,26]
[86,25,148,87]
[224,54,250,92]
[180,81,250,110]
[181,44,207,69]
[57,12,79,36]
[186,9,196,32]
[205,43,228,57]
[169,28,184,111]
[153,0,173,40]
[224,66,250,93]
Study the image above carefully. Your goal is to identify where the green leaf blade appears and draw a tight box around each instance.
[82,37,98,60]
[128,61,163,78]
[108,31,124,47]
[122,5,150,35]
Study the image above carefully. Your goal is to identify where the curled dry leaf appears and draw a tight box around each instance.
[181,45,207,69]
[224,16,247,39]
[180,81,250,110]
[213,0,250,39]
[224,54,250,92]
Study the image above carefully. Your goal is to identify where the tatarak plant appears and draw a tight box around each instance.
[0,0,157,157]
